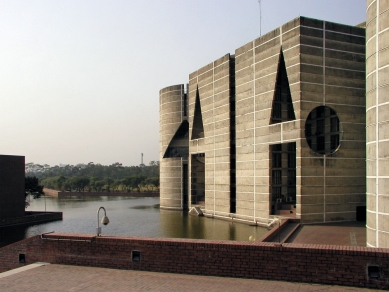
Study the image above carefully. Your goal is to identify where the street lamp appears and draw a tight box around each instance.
[96,206,109,236]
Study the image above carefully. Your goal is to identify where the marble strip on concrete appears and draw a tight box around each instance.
[0,262,50,279]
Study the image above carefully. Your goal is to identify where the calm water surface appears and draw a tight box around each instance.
[0,195,269,247]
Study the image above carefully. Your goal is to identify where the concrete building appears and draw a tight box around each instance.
[159,85,189,210]
[0,155,25,219]
[366,0,389,248]
[160,16,366,225]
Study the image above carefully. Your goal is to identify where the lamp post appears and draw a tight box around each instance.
[96,206,109,236]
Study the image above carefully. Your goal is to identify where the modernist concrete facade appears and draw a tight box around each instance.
[159,84,189,210]
[0,155,25,219]
[160,16,366,225]
[366,0,389,247]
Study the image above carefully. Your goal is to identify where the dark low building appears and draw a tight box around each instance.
[0,155,25,219]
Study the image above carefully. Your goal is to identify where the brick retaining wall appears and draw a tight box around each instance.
[0,233,388,289]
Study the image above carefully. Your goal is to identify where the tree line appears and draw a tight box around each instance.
[26,162,159,192]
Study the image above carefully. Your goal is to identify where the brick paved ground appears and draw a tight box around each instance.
[287,221,366,246]
[0,264,380,292]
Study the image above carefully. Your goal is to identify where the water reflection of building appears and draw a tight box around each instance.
[160,16,366,227]
[158,209,268,241]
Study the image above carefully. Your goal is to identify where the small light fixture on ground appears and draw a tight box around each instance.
[96,206,109,236]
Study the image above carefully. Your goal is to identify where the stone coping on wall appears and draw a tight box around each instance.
[40,232,389,256]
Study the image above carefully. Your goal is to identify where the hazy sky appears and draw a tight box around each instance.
[0,0,366,166]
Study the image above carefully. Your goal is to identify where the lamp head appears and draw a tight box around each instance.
[101,216,109,225]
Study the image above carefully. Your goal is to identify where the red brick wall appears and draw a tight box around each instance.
[0,233,388,289]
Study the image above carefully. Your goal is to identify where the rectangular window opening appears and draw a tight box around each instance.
[19,254,26,264]
[132,250,141,262]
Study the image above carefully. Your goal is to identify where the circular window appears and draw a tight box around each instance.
[305,106,340,155]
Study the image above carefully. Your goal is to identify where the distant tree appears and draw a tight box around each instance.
[25,161,160,186]
[120,177,131,192]
[40,177,54,189]
[111,162,123,168]
[103,177,115,192]
[63,180,72,191]
[112,180,121,192]
[149,177,160,191]
[89,177,100,192]
[130,175,147,192]
[69,176,90,192]
[95,180,105,192]
[57,176,67,191]
[25,176,44,208]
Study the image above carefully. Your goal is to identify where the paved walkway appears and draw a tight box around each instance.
[0,263,381,291]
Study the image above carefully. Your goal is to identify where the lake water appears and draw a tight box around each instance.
[0,195,269,247]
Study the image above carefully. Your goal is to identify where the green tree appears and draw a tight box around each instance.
[130,175,147,192]
[69,176,90,192]
[120,177,130,192]
[25,176,44,208]
[111,180,121,192]
[149,177,159,191]
[103,177,115,192]
[57,175,67,191]
[25,161,160,188]
[95,180,105,192]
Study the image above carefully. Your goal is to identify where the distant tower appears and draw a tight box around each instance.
[140,153,145,167]
[258,0,262,36]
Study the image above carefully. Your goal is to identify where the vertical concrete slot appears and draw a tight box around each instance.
[271,142,296,216]
[191,153,205,205]
[229,55,236,213]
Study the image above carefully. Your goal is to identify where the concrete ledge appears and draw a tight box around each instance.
[259,219,300,243]
[0,212,63,228]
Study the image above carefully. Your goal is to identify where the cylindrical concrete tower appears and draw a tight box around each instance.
[159,84,189,210]
[366,0,389,247]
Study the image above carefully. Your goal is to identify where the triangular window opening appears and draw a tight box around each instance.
[271,50,295,124]
[191,87,204,139]
[163,121,189,158]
